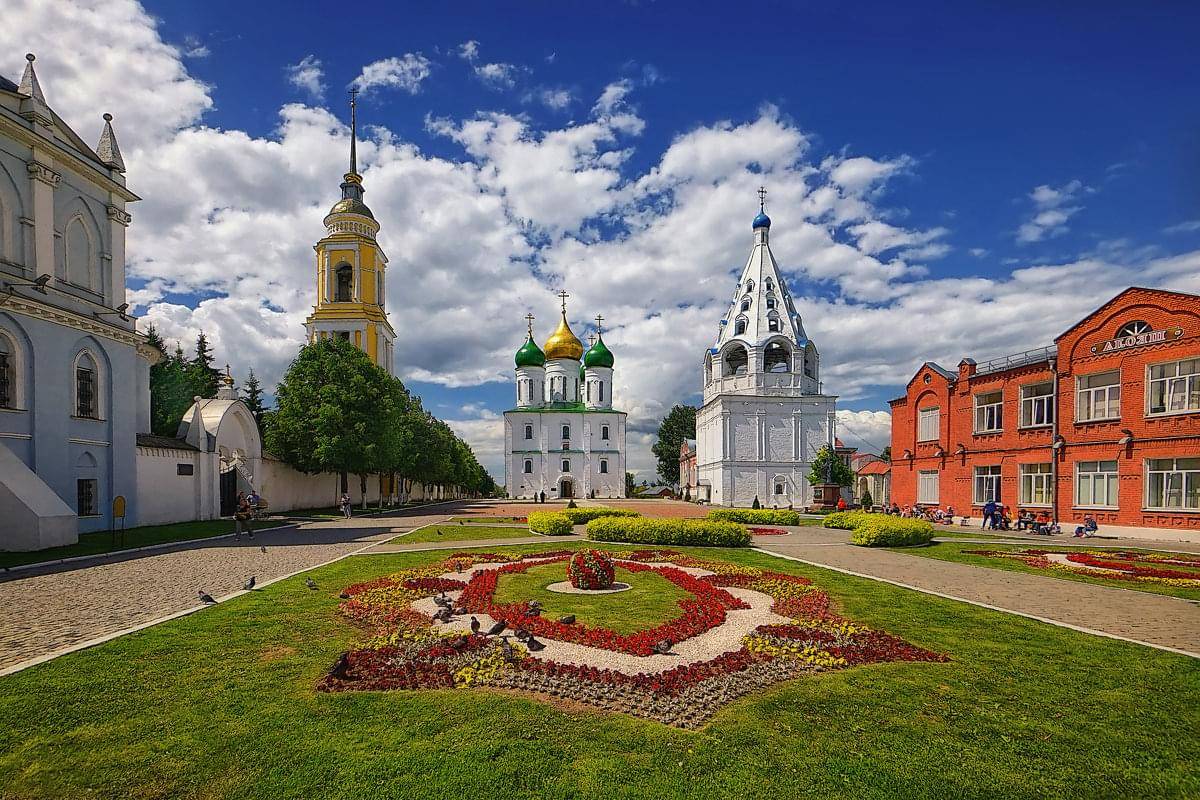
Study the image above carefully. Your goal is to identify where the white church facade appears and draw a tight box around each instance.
[504,298,626,500]
[695,194,837,507]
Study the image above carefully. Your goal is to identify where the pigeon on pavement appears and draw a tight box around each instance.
[525,636,546,652]
[243,576,256,591]
[485,620,506,636]
[470,616,481,634]
[198,590,216,604]
[260,546,267,554]
[514,628,530,641]
[652,638,673,655]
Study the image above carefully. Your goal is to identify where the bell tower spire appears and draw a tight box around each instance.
[349,89,358,176]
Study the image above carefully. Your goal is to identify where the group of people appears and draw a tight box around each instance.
[883,499,1097,537]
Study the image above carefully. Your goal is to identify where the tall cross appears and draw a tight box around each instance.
[349,89,359,175]
[594,313,604,336]
[524,312,535,337]
[758,185,767,211]
[557,290,569,313]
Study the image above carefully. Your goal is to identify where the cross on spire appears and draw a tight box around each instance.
[349,89,359,175]
[758,185,767,211]
[524,312,535,337]
[594,314,604,336]
[557,290,569,314]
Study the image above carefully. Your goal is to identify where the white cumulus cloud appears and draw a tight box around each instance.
[352,53,433,94]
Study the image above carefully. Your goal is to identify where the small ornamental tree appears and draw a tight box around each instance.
[861,488,873,508]
[807,445,855,488]
[567,549,616,590]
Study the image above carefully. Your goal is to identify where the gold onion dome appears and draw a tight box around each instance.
[543,311,584,360]
[328,197,374,219]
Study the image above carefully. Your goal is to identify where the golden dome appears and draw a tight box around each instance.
[543,311,584,360]
[328,197,375,219]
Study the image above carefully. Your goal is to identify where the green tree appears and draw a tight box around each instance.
[807,444,855,487]
[265,338,396,505]
[651,404,696,485]
[146,326,196,436]
[625,471,636,497]
[189,331,221,401]
[860,488,873,508]
[242,368,266,433]
[880,445,892,462]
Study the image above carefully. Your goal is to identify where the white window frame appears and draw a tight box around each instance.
[599,459,608,474]
[1146,359,1200,417]
[1075,460,1118,509]
[73,349,103,420]
[561,459,571,473]
[601,425,609,441]
[1145,457,1200,511]
[1076,370,1121,423]
[973,465,1002,505]
[917,407,940,442]
[1019,463,1053,506]
[523,459,533,474]
[973,391,1003,434]
[524,424,533,440]
[1019,382,1054,428]
[917,470,939,504]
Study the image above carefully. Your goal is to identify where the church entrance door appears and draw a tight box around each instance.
[559,478,574,499]
[219,468,238,517]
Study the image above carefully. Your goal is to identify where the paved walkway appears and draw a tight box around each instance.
[0,505,464,673]
[370,534,585,553]
[754,533,1200,656]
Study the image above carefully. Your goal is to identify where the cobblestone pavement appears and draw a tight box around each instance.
[369,534,585,553]
[0,504,464,672]
[754,537,1200,656]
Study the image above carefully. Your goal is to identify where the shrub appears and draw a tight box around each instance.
[586,517,750,547]
[822,511,872,530]
[567,499,578,509]
[849,517,934,547]
[567,549,616,589]
[708,508,802,526]
[528,511,572,536]
[560,507,640,524]
[752,496,761,509]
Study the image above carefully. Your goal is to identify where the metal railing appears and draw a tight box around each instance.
[974,345,1057,376]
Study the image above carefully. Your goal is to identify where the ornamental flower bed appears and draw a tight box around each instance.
[963,548,1200,588]
[749,526,788,536]
[566,549,616,589]
[318,549,949,728]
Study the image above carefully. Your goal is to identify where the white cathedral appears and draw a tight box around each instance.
[695,193,837,507]
[503,295,627,499]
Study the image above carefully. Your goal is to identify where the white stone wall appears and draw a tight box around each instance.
[503,409,626,499]
[136,447,204,525]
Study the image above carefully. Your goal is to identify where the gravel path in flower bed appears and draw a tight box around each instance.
[413,561,793,675]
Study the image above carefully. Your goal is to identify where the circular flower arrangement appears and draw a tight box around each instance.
[567,549,616,590]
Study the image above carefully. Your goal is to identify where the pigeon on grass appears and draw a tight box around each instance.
[557,615,575,625]
[198,590,216,604]
[304,577,318,590]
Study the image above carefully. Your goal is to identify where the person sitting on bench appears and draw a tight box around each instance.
[1074,515,1098,537]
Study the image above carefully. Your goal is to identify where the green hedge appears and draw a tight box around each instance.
[528,511,572,536]
[823,511,934,546]
[559,507,641,524]
[586,517,750,547]
[707,508,802,526]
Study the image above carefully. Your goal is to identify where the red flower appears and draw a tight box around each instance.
[567,549,616,590]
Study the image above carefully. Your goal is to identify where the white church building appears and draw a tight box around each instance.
[695,194,837,507]
[503,297,626,500]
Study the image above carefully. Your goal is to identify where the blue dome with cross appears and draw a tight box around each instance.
[752,211,771,229]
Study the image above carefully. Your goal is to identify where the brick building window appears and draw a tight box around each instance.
[1076,461,1118,508]
[917,470,939,504]
[1020,383,1054,427]
[1076,371,1120,422]
[1147,359,1200,415]
[77,478,98,516]
[973,391,1003,433]
[973,465,1002,504]
[1145,458,1200,510]
[917,407,940,441]
[1019,463,1053,506]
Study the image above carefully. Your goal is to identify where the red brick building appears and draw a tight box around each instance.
[889,287,1200,537]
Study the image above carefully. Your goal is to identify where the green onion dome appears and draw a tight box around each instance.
[582,334,614,369]
[515,334,546,368]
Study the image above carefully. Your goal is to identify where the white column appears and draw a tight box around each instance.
[26,153,58,278]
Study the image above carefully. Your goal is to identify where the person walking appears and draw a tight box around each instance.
[234,491,254,540]
[982,498,997,530]
[340,492,352,519]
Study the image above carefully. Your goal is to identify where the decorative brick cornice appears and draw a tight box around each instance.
[106,205,132,226]
[26,160,61,187]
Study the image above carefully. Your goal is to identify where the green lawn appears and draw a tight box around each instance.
[891,541,1200,601]
[0,543,1196,799]
[490,560,692,634]
[0,519,251,570]
[395,525,536,544]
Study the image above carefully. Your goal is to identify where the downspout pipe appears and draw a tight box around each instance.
[1050,362,1060,526]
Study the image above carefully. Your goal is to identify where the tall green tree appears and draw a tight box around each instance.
[189,331,221,400]
[265,338,396,504]
[880,445,892,462]
[625,472,636,496]
[242,368,266,433]
[651,404,697,484]
[806,444,855,487]
[146,326,195,436]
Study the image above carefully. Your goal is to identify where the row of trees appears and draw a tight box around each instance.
[145,331,493,499]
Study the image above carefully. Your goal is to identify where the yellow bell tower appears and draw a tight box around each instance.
[304,90,396,374]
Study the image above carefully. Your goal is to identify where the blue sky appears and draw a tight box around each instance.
[6,1,1200,477]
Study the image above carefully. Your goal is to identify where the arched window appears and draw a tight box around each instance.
[76,451,99,517]
[767,314,781,333]
[64,216,97,291]
[74,351,99,419]
[740,298,751,313]
[335,263,353,302]
[598,381,604,402]
[523,459,533,474]
[1117,320,1151,337]
[524,424,533,440]
[723,344,749,377]
[734,317,747,336]
[745,280,754,293]
[601,425,610,441]
[562,459,570,473]
[376,271,384,310]
[766,295,776,310]
[0,330,15,409]
[562,424,571,440]
[764,341,791,373]
[0,164,24,267]
[774,481,785,496]
[600,459,608,474]
[804,343,819,380]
